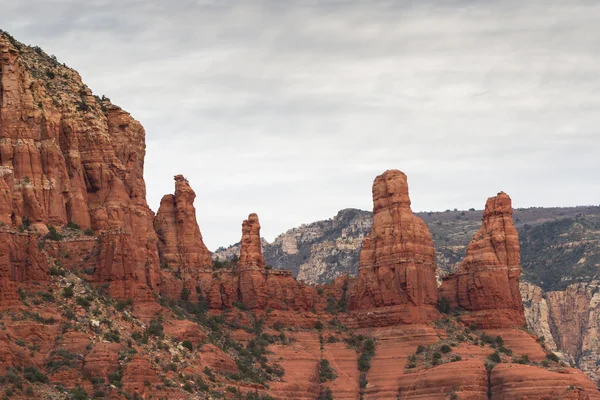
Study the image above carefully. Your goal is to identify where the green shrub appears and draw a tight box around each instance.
[84,228,94,236]
[359,372,368,389]
[440,344,451,353]
[498,346,512,355]
[114,298,133,312]
[23,366,48,383]
[546,352,560,362]
[76,296,91,309]
[358,339,375,372]
[436,297,451,313]
[66,222,80,230]
[70,386,88,400]
[45,225,62,241]
[513,354,529,364]
[319,359,337,383]
[38,291,55,303]
[145,319,164,338]
[108,368,123,388]
[63,286,74,298]
[203,366,215,380]
[181,287,191,301]
[103,330,120,343]
[416,345,426,354]
[480,334,495,344]
[318,388,334,400]
[182,340,193,352]
[487,351,501,363]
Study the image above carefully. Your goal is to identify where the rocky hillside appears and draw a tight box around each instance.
[2,30,600,399]
[215,206,600,287]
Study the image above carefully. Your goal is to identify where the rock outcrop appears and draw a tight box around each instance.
[154,175,212,271]
[347,169,439,325]
[0,231,49,302]
[0,32,161,301]
[238,213,265,270]
[153,175,214,302]
[522,280,600,386]
[2,31,600,400]
[236,213,317,310]
[440,192,525,328]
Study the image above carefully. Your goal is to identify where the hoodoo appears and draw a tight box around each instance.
[154,175,212,271]
[347,169,439,325]
[1,31,599,399]
[238,213,266,270]
[439,192,525,328]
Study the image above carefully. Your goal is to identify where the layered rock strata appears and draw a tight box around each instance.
[522,280,600,386]
[0,33,160,301]
[347,169,439,325]
[439,192,525,328]
[2,31,600,399]
[236,213,317,310]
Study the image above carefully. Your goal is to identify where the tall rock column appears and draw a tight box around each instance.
[237,213,267,309]
[347,169,439,326]
[439,192,525,328]
[154,175,213,301]
[154,175,212,270]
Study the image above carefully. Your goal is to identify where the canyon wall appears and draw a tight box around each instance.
[522,280,600,386]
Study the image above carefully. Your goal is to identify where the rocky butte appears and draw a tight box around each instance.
[0,30,599,399]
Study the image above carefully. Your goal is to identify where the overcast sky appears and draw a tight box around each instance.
[2,0,599,249]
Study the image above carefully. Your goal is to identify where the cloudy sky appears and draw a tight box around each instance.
[2,0,599,249]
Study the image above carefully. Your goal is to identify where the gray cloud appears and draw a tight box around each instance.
[2,0,599,248]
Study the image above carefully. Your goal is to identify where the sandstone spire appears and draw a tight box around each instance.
[348,169,439,325]
[439,192,525,328]
[154,175,212,270]
[238,213,266,269]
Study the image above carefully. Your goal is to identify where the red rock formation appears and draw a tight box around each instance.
[490,364,600,399]
[237,213,318,311]
[238,213,267,308]
[239,213,265,269]
[0,231,49,302]
[397,359,489,399]
[154,175,214,302]
[0,33,161,302]
[82,342,121,379]
[347,169,439,325]
[154,175,212,270]
[2,31,600,400]
[439,192,525,328]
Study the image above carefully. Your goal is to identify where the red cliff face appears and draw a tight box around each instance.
[0,231,49,302]
[347,169,439,326]
[2,31,599,400]
[0,33,161,301]
[439,192,525,328]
